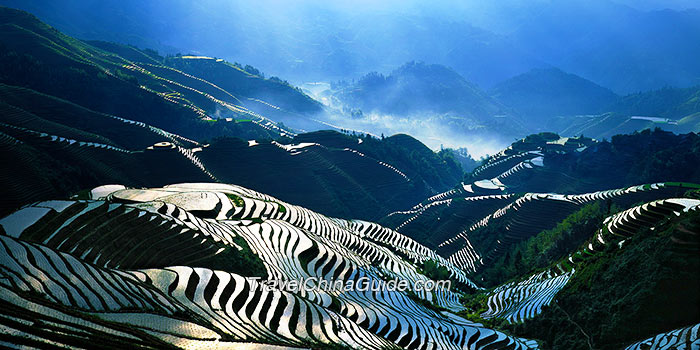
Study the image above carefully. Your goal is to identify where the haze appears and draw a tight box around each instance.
[4,0,699,157]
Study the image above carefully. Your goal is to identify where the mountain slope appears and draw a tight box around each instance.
[3,0,700,93]
[328,61,526,145]
[87,40,325,130]
[382,130,700,258]
[490,67,619,126]
[0,8,468,221]
[0,182,538,350]
[335,62,505,118]
[0,6,314,140]
[293,130,464,192]
[0,82,462,221]
[504,206,700,349]
[0,5,698,349]
[547,85,700,139]
[374,129,700,347]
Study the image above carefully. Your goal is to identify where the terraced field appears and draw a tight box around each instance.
[197,138,430,221]
[0,83,444,222]
[380,194,516,251]
[2,6,699,348]
[0,182,539,349]
[624,323,700,350]
[401,182,692,275]
[374,135,700,335]
[569,197,700,265]
[385,131,698,276]
[381,134,606,259]
[481,268,574,324]
[478,196,700,324]
[372,135,700,333]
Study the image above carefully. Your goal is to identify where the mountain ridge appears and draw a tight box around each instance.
[490,67,619,125]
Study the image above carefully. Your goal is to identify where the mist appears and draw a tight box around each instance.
[4,0,699,92]
[335,111,509,158]
[3,0,699,158]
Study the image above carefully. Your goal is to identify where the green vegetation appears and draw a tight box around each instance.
[440,147,479,173]
[225,193,244,207]
[505,210,700,349]
[405,290,447,314]
[490,67,618,124]
[474,203,610,287]
[546,84,700,142]
[419,258,477,293]
[685,188,700,199]
[0,7,280,143]
[520,132,560,146]
[164,56,322,115]
[295,130,464,193]
[469,128,700,194]
[422,259,451,281]
[0,8,463,221]
[608,85,700,124]
[195,236,268,278]
[568,129,700,189]
[458,293,501,328]
[200,134,438,221]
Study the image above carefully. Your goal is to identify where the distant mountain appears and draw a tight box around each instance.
[335,62,502,117]
[506,1,700,93]
[330,62,526,142]
[490,67,619,126]
[0,82,463,221]
[0,6,324,138]
[0,1,545,86]
[1,5,700,350]
[547,85,700,139]
[608,85,700,122]
[2,0,699,93]
[0,8,464,220]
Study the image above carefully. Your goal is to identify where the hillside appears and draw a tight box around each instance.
[0,6,318,140]
[293,130,464,192]
[87,40,324,130]
[0,182,538,350]
[0,7,472,221]
[3,1,700,93]
[608,85,700,120]
[3,163,699,349]
[546,85,700,139]
[328,61,526,145]
[374,130,700,348]
[335,62,504,118]
[0,84,452,221]
[381,130,700,251]
[505,208,700,349]
[490,68,619,126]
